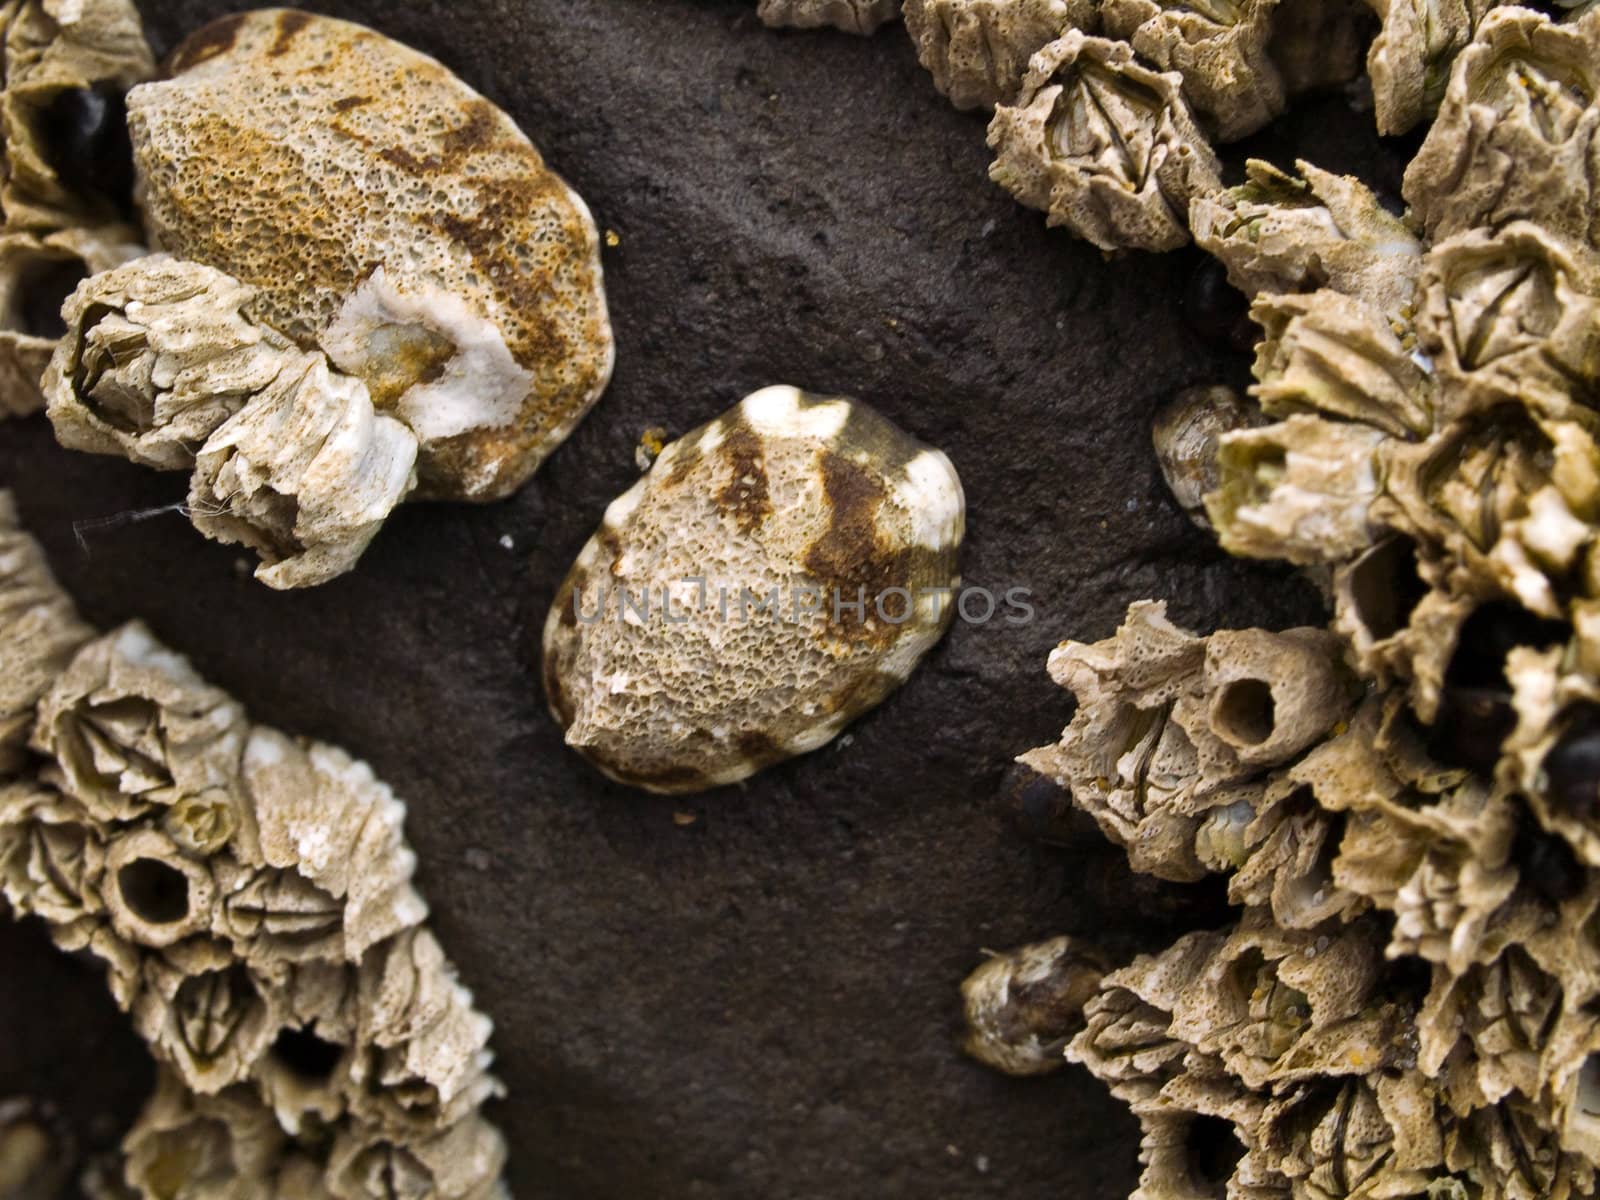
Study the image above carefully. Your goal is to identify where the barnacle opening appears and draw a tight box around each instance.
[1346,536,1428,643]
[1212,678,1276,746]
[2,250,88,341]
[269,1025,344,1084]
[115,857,192,925]
[34,84,138,217]
[1541,705,1600,821]
[1183,1115,1243,1196]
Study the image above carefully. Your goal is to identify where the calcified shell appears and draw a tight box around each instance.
[756,0,900,34]
[902,0,1097,111]
[961,936,1110,1075]
[1365,0,1498,136]
[543,385,964,794]
[1151,385,1261,530]
[1100,0,1284,141]
[127,8,613,501]
[987,31,1221,253]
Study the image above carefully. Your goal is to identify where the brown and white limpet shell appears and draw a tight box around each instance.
[543,385,966,794]
[126,8,614,501]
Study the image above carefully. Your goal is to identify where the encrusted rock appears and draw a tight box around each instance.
[543,385,965,794]
[903,0,1098,111]
[987,31,1221,252]
[128,8,613,502]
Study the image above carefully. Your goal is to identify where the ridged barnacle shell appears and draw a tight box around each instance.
[1190,160,1424,322]
[902,0,1099,111]
[755,0,901,34]
[127,8,614,502]
[960,936,1111,1075]
[1405,7,1600,251]
[1099,0,1285,141]
[0,0,154,232]
[0,224,141,419]
[1414,221,1600,426]
[986,30,1222,253]
[543,385,965,794]
[1364,0,1500,136]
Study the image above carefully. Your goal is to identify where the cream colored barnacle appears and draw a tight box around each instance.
[902,0,1099,111]
[126,8,613,503]
[756,0,901,34]
[543,385,965,794]
[987,31,1221,253]
[1151,384,1261,530]
[1364,0,1500,136]
[1405,7,1600,251]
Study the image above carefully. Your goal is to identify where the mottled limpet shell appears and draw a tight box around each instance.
[543,385,965,794]
[126,8,614,501]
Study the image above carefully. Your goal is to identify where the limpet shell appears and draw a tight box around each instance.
[543,385,965,794]
[126,8,614,501]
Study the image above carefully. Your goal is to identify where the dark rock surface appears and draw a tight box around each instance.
[0,3,1405,1196]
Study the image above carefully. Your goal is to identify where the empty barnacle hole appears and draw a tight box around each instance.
[1424,601,1568,773]
[1341,536,1428,645]
[1182,1115,1244,1198]
[269,1024,346,1085]
[1540,704,1600,822]
[0,244,90,341]
[1212,678,1276,747]
[105,830,214,947]
[33,84,139,216]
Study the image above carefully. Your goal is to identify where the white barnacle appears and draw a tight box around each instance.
[543,385,965,794]
[903,0,1099,111]
[960,936,1111,1075]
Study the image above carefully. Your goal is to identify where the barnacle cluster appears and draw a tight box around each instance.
[18,7,613,588]
[0,0,151,419]
[0,493,508,1199]
[952,5,1600,1198]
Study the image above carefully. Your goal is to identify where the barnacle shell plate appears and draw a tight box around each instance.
[543,386,965,795]
[126,8,614,502]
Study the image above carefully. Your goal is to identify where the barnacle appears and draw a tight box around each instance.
[1364,0,1500,136]
[1189,161,1424,322]
[1099,0,1285,141]
[987,31,1222,252]
[756,0,901,34]
[44,256,421,588]
[902,0,1099,111]
[1151,384,1261,530]
[1404,7,1600,249]
[961,936,1111,1075]
[127,8,613,503]
[0,507,508,1197]
[0,0,154,232]
[543,385,965,794]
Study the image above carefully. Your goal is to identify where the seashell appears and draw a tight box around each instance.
[543,385,964,794]
[1364,0,1499,137]
[986,31,1221,253]
[1099,0,1285,141]
[1189,160,1423,322]
[1151,384,1261,530]
[0,488,92,773]
[0,0,154,232]
[126,8,613,503]
[960,936,1111,1075]
[755,0,901,34]
[1404,8,1600,252]
[902,0,1098,111]
[0,224,142,419]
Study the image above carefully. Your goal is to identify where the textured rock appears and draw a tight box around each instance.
[0,2,1394,1197]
